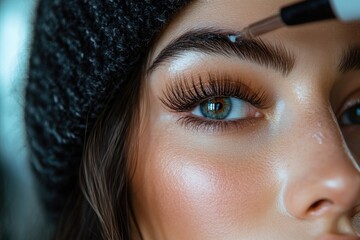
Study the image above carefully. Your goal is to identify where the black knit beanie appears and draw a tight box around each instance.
[25,0,192,218]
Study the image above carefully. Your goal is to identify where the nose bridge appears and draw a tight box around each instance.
[308,109,349,162]
[283,106,360,219]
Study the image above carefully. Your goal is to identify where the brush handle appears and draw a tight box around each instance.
[281,0,360,26]
[280,0,335,25]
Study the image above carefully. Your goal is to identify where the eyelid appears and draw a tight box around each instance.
[160,72,270,113]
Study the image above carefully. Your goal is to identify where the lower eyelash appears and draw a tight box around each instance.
[177,115,260,133]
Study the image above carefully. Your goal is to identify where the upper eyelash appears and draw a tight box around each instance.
[160,73,268,112]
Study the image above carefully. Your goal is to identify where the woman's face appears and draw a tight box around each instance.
[131,0,360,239]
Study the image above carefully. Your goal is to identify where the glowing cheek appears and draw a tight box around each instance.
[152,151,274,238]
[157,159,226,235]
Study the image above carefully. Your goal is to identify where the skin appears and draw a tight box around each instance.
[130,0,360,239]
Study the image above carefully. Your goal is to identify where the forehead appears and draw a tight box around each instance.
[149,0,360,63]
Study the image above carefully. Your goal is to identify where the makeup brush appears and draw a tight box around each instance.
[228,0,360,42]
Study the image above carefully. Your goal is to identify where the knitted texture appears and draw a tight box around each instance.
[25,0,191,218]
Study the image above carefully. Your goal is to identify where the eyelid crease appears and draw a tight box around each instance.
[159,72,269,113]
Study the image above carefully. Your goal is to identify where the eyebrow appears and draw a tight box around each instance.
[147,28,296,76]
[338,46,360,73]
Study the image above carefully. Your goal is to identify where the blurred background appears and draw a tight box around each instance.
[0,0,51,239]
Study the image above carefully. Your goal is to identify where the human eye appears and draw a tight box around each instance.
[339,103,360,126]
[192,97,261,120]
[337,89,360,166]
[159,73,269,132]
[338,91,360,127]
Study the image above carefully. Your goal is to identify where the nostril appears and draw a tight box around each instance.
[307,199,334,216]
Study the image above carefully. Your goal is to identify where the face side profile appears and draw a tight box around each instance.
[129,0,360,239]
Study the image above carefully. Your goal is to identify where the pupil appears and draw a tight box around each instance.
[209,102,223,111]
[200,97,232,120]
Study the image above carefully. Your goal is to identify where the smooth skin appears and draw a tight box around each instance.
[130,0,360,239]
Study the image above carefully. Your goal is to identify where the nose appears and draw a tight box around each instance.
[283,112,360,220]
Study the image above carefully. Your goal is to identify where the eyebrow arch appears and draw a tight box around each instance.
[338,46,360,73]
[147,27,296,76]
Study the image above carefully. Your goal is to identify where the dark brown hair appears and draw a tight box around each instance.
[54,60,145,240]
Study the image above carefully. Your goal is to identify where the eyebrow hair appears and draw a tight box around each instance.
[338,46,360,73]
[147,28,296,76]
